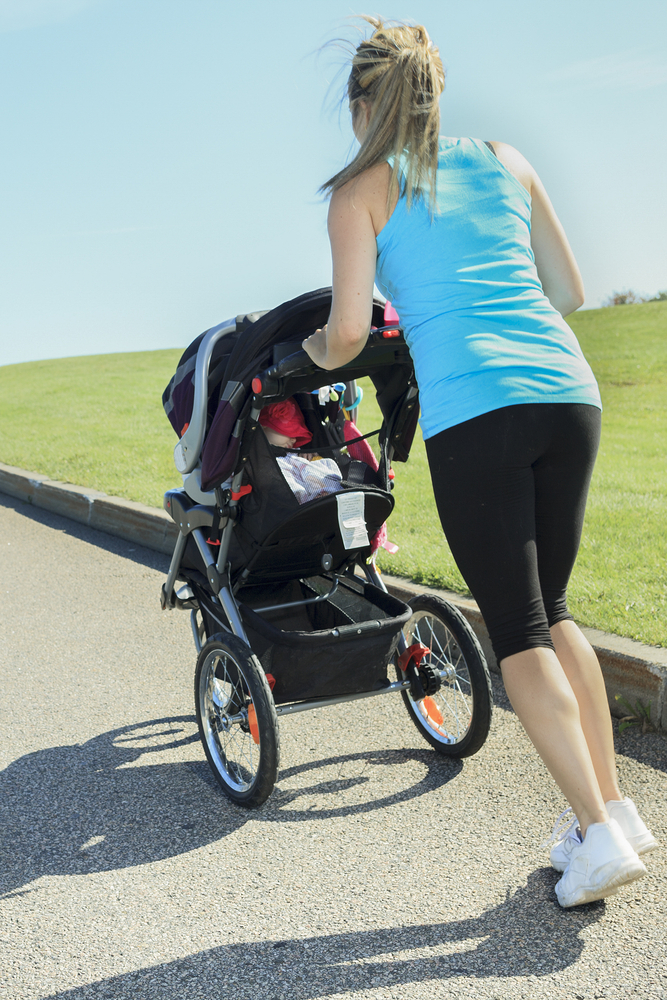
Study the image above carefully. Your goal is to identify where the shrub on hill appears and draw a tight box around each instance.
[604,289,667,306]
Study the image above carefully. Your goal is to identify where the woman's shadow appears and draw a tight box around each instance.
[40,869,604,1000]
[0,717,461,897]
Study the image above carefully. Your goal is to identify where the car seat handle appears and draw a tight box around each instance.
[174,320,236,474]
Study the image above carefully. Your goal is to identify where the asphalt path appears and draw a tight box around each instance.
[1,493,666,1000]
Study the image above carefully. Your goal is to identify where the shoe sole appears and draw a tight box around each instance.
[551,834,658,873]
[556,857,647,908]
[629,834,659,856]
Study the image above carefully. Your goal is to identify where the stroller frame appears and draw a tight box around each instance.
[161,291,493,806]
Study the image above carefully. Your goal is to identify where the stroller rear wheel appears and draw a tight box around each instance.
[399,595,492,758]
[195,633,280,807]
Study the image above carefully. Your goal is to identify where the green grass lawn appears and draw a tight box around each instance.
[1,301,666,646]
[0,350,184,508]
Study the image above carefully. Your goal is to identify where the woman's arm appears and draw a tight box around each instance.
[490,142,585,317]
[303,177,378,370]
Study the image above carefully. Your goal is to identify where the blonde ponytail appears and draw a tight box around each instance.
[321,17,445,212]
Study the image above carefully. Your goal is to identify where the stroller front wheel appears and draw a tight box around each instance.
[195,633,280,807]
[399,595,493,758]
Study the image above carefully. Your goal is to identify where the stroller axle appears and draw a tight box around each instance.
[271,661,454,718]
[209,660,456,729]
[218,708,247,732]
[273,677,411,716]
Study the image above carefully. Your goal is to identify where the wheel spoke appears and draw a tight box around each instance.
[438,688,471,736]
[199,649,260,793]
[404,606,482,747]
[229,722,255,777]
[452,673,472,700]
[429,623,451,663]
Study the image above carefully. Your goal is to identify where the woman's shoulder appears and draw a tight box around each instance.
[483,141,534,193]
[439,137,534,196]
[332,161,394,235]
[334,161,392,200]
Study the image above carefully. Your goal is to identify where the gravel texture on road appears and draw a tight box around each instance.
[1,494,665,1000]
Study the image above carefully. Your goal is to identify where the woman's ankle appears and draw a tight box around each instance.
[600,782,623,803]
[579,807,610,838]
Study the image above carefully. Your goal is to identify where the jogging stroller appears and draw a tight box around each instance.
[160,288,493,807]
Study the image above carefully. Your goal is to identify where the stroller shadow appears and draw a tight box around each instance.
[0,719,461,897]
[42,871,604,999]
[0,717,221,897]
[265,748,462,821]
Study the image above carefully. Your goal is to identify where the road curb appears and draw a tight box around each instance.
[2,460,666,733]
[0,462,178,555]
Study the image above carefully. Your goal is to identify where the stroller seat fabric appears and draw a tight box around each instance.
[227,418,393,583]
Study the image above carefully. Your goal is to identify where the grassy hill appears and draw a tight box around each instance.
[1,300,666,646]
[0,349,184,508]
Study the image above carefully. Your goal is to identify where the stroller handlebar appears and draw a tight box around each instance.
[252,327,406,402]
[271,348,314,379]
[252,349,319,400]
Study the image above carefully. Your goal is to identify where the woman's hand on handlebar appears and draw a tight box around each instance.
[302,326,329,367]
[302,321,370,371]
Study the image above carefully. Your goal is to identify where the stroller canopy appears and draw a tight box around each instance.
[163,287,419,492]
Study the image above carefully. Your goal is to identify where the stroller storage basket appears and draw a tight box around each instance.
[237,577,411,704]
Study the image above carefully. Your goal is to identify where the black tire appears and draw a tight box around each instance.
[399,595,493,758]
[195,633,280,808]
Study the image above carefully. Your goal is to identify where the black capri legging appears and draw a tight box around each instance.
[425,403,601,664]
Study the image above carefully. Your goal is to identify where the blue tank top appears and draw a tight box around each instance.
[375,136,601,439]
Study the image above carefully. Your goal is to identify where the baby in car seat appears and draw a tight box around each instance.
[259,398,343,504]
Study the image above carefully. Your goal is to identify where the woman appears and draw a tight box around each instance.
[303,17,657,908]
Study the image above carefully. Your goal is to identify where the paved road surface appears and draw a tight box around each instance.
[1,493,666,1000]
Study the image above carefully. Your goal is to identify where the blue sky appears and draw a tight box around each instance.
[1,0,666,366]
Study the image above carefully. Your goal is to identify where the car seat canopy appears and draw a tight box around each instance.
[162,287,420,495]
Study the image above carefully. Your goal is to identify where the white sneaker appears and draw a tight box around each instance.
[606,798,659,856]
[546,807,583,873]
[555,818,647,908]
[547,799,659,872]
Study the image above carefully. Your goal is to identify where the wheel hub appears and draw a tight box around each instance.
[219,713,233,732]
[440,662,457,684]
[216,707,247,733]
[418,661,442,696]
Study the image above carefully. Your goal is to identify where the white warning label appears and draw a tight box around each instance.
[336,492,370,550]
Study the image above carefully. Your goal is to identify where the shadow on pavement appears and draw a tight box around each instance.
[6,492,666,774]
[0,718,461,897]
[613,721,667,774]
[41,876,604,999]
[264,748,462,822]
